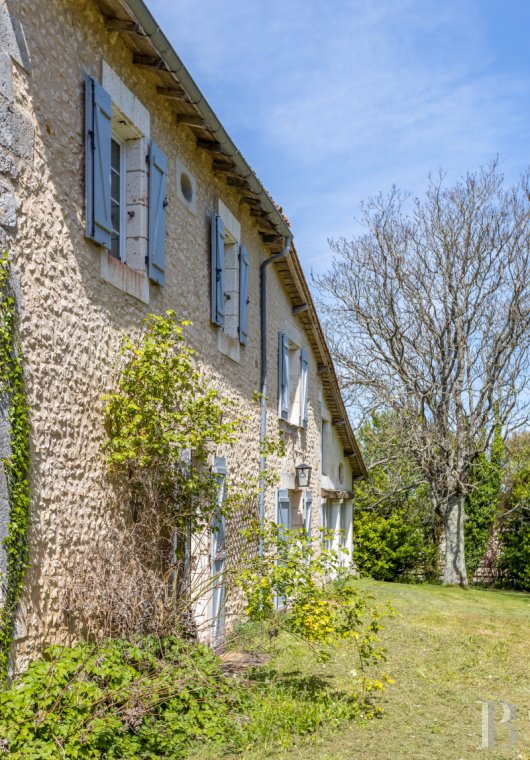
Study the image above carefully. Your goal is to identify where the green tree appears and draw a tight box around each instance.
[352,413,438,581]
[464,427,504,580]
[497,432,530,589]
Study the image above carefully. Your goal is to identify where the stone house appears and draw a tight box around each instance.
[0,0,366,669]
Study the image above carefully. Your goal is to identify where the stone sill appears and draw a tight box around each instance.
[101,251,149,305]
[217,329,240,363]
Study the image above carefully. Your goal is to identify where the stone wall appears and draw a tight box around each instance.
[2,0,354,668]
[0,0,32,605]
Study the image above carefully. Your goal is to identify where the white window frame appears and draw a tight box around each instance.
[110,133,126,263]
[99,62,150,304]
[217,200,242,362]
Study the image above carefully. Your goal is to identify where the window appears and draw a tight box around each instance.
[110,136,125,261]
[277,489,313,535]
[322,500,352,567]
[276,489,312,608]
[211,201,249,353]
[176,157,197,213]
[278,335,309,427]
[85,73,167,301]
[223,230,239,340]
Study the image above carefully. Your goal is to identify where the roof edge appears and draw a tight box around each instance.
[121,0,291,241]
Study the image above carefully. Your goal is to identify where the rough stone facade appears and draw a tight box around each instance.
[1,0,361,668]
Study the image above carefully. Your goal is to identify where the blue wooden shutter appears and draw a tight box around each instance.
[276,489,290,610]
[85,76,112,249]
[211,215,225,326]
[277,489,290,532]
[300,349,309,428]
[148,142,167,285]
[278,333,289,420]
[304,490,312,537]
[238,245,249,345]
[212,456,227,644]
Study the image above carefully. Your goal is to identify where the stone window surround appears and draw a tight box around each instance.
[217,199,241,362]
[278,325,305,429]
[98,61,151,305]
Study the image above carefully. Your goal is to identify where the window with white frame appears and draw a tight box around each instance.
[210,200,250,352]
[85,67,167,299]
[223,228,240,341]
[110,136,125,261]
[322,500,352,566]
[278,334,309,427]
[277,489,313,535]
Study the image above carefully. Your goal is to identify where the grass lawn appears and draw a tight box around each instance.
[235,580,530,760]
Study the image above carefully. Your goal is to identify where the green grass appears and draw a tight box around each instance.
[212,580,530,760]
[256,580,530,760]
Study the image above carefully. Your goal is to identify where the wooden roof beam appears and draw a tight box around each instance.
[157,86,187,100]
[133,54,167,71]
[105,17,145,35]
[260,233,283,244]
[176,113,207,128]
[197,139,228,156]
[226,176,248,188]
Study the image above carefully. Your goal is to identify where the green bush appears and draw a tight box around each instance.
[0,637,250,758]
[0,631,383,759]
[353,510,435,582]
[498,509,530,590]
[465,428,504,580]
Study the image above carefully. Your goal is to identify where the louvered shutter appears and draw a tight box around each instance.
[85,76,112,249]
[278,333,289,420]
[211,215,225,326]
[238,245,249,345]
[148,142,167,285]
[304,490,312,537]
[300,349,309,428]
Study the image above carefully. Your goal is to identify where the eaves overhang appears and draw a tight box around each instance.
[92,0,291,248]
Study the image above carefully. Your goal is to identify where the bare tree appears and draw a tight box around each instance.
[316,162,530,585]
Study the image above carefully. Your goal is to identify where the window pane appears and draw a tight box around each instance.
[111,199,120,232]
[111,139,121,171]
[110,233,120,260]
[111,169,120,201]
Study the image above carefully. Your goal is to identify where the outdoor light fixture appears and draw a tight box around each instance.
[295,462,312,488]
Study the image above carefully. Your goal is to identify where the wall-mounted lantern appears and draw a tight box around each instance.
[295,462,312,488]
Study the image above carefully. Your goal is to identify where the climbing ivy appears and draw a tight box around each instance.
[0,252,31,685]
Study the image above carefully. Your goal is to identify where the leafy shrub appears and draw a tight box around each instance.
[0,637,250,758]
[0,631,385,759]
[494,432,530,590]
[498,509,530,590]
[237,525,391,667]
[464,428,504,580]
[353,510,433,582]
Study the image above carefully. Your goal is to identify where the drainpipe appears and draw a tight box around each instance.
[259,235,293,556]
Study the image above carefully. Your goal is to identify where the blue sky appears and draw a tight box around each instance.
[148,0,530,275]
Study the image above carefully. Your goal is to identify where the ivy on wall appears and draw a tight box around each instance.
[0,252,30,685]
